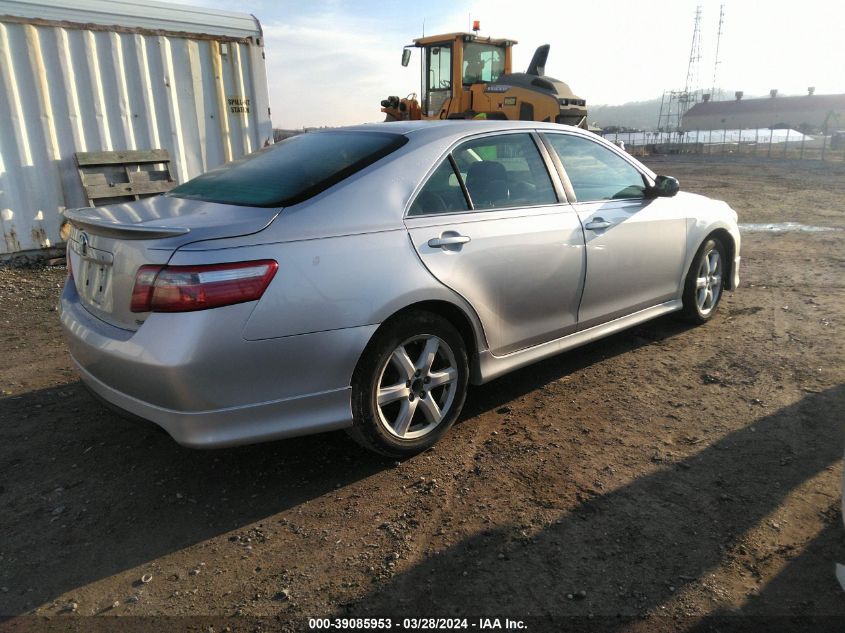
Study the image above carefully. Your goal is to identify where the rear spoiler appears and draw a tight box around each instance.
[65,208,190,240]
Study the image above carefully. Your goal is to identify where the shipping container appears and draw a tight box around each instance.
[0,0,273,255]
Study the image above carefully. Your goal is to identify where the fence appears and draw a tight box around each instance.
[601,129,845,162]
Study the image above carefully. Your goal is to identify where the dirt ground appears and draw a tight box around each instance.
[0,155,843,632]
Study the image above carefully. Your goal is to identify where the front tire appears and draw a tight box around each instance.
[681,237,726,324]
[347,311,469,458]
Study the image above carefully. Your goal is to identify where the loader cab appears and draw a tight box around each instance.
[413,33,515,119]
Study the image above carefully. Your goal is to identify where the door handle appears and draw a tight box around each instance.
[584,218,613,231]
[428,234,471,248]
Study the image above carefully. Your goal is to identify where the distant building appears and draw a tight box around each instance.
[681,92,845,133]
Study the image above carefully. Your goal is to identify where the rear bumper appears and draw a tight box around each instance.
[60,281,376,448]
[73,358,352,448]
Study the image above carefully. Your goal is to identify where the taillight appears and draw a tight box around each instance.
[130,260,278,313]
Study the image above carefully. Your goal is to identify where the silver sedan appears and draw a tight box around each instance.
[60,121,741,457]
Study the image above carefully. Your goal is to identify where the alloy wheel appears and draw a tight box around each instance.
[695,248,722,316]
[374,335,459,440]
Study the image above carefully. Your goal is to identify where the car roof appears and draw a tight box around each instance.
[320,121,655,178]
[317,120,593,145]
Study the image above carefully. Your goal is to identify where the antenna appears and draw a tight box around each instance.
[711,4,725,101]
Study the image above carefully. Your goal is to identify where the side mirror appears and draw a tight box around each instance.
[401,48,411,67]
[650,175,680,198]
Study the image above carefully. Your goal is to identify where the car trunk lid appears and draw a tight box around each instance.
[65,196,281,330]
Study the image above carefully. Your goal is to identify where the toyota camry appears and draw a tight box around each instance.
[60,121,740,457]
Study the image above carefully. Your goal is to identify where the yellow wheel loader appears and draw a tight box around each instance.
[381,28,587,127]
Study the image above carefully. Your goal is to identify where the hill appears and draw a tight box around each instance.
[588,98,663,131]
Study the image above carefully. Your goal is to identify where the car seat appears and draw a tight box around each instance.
[465,161,510,208]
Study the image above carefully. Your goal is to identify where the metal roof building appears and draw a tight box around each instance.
[681,93,845,133]
[0,0,273,255]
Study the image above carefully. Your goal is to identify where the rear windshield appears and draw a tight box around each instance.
[167,131,408,208]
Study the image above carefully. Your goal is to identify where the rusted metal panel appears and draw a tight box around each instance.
[0,0,273,254]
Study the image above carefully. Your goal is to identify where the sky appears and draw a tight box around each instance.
[177,0,845,129]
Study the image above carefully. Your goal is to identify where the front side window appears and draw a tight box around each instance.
[452,133,557,210]
[462,43,505,85]
[545,134,647,202]
[169,131,407,208]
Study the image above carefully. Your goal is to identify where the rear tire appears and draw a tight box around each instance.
[347,311,469,458]
[680,237,726,324]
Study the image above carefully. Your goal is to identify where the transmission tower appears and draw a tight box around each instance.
[711,4,725,101]
[684,5,703,97]
[657,5,704,133]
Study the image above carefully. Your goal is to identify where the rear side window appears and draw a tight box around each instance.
[409,133,557,215]
[545,134,647,202]
[168,131,407,208]
[408,160,470,216]
[452,133,557,210]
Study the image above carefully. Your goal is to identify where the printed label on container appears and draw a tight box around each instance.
[228,96,251,114]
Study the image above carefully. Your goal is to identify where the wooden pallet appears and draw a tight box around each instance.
[75,149,177,207]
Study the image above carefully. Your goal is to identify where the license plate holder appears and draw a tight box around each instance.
[78,258,113,311]
[70,233,114,313]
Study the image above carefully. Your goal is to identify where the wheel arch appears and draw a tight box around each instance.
[354,300,485,385]
[704,228,737,290]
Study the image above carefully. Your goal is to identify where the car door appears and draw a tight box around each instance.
[404,132,586,356]
[542,132,688,330]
